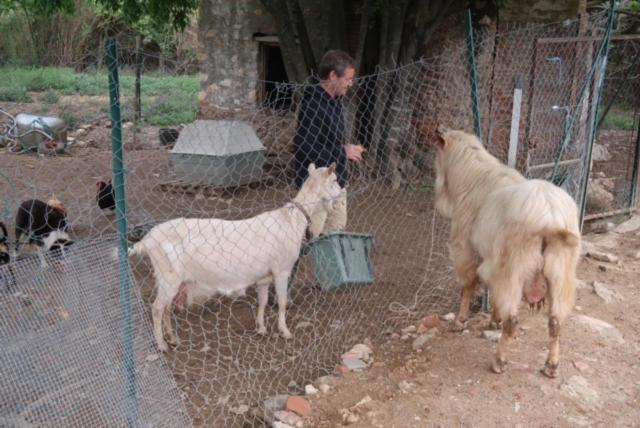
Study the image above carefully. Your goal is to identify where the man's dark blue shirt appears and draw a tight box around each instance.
[293,81,348,188]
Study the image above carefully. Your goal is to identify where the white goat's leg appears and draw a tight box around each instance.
[163,304,178,346]
[274,272,292,339]
[152,295,170,352]
[256,281,269,335]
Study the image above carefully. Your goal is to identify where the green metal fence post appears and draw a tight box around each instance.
[578,0,617,228]
[107,36,138,427]
[465,8,488,311]
[466,8,482,140]
[630,117,640,209]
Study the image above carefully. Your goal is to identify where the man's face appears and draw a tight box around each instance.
[329,66,355,97]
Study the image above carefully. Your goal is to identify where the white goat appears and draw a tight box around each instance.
[130,163,342,352]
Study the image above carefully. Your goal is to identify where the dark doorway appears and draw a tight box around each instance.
[261,44,293,110]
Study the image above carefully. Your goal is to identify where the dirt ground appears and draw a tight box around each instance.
[306,220,640,427]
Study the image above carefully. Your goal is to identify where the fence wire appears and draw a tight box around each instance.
[0,10,620,427]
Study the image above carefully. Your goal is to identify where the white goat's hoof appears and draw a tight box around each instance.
[157,341,169,353]
[257,327,267,336]
[281,330,293,340]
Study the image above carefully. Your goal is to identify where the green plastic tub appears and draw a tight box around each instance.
[310,232,375,290]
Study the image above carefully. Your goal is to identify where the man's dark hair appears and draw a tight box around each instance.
[318,50,355,79]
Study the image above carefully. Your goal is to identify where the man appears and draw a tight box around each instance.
[293,50,366,235]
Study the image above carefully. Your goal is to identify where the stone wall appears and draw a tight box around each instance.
[197,0,276,118]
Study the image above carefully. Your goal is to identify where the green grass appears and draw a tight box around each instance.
[0,66,199,126]
[601,112,636,130]
[39,89,60,104]
[0,85,31,102]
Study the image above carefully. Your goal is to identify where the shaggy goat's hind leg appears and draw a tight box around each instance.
[454,274,479,330]
[492,315,518,374]
[274,272,292,339]
[256,280,269,335]
[541,316,561,378]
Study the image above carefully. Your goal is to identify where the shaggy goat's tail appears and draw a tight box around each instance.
[540,228,581,322]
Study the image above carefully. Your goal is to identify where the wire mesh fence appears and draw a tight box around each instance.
[0,9,620,427]
[586,36,640,218]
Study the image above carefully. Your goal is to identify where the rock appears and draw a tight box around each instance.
[316,375,338,386]
[565,415,592,427]
[319,384,330,394]
[442,312,456,322]
[295,321,312,329]
[587,180,615,212]
[591,281,622,303]
[229,404,250,415]
[75,128,87,137]
[339,409,359,425]
[304,384,318,395]
[145,354,159,362]
[482,330,502,342]
[274,410,302,426]
[592,143,612,161]
[342,357,368,371]
[573,315,624,344]
[401,325,417,334]
[634,251,640,260]
[589,220,615,234]
[398,380,416,393]
[420,314,441,329]
[412,331,436,350]
[576,279,589,290]
[287,380,297,388]
[561,376,599,406]
[272,422,294,428]
[580,240,596,257]
[613,215,640,233]
[586,250,618,263]
[354,395,372,408]
[263,394,289,422]
[572,360,590,373]
[286,396,311,418]
[334,364,349,375]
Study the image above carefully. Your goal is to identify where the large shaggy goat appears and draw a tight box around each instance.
[130,163,343,352]
[433,127,580,378]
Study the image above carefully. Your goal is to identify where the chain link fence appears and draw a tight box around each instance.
[586,36,640,219]
[0,10,615,427]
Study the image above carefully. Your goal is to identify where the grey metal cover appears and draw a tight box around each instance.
[171,120,265,156]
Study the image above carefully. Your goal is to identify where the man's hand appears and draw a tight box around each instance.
[345,144,366,161]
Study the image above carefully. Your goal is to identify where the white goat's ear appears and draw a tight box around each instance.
[308,163,316,173]
[327,162,336,175]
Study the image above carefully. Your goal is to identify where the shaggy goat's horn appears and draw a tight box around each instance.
[436,124,449,135]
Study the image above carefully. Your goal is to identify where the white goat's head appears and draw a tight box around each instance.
[433,126,455,218]
[302,163,343,210]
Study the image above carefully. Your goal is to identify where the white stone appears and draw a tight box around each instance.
[561,376,599,406]
[442,312,456,321]
[412,332,436,350]
[614,215,640,234]
[573,315,624,344]
[591,143,612,161]
[304,384,318,395]
[591,281,622,304]
[401,325,417,333]
[274,410,302,426]
[229,404,250,415]
[586,250,618,263]
[272,422,294,428]
[319,384,330,394]
[482,330,502,342]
